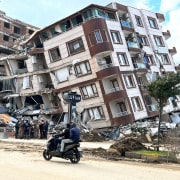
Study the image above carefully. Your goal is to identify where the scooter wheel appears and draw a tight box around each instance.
[43,149,52,161]
[70,149,80,164]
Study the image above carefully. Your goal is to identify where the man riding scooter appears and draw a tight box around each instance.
[60,123,81,154]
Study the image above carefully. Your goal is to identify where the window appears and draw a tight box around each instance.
[137,76,145,86]
[74,61,91,77]
[102,30,108,42]
[154,36,164,47]
[14,26,21,34]
[67,38,85,55]
[3,35,9,41]
[4,22,10,29]
[87,106,105,120]
[111,31,122,44]
[160,54,171,65]
[124,75,136,88]
[17,60,26,69]
[131,96,143,111]
[95,30,103,43]
[80,84,98,99]
[139,35,149,46]
[117,102,128,116]
[88,33,95,46]
[110,79,120,92]
[49,47,61,62]
[135,15,143,26]
[117,53,129,65]
[145,54,155,65]
[148,17,158,29]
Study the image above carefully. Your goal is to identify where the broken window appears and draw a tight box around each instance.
[49,47,61,62]
[67,37,85,55]
[71,15,83,27]
[60,20,71,32]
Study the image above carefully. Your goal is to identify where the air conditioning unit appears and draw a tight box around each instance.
[31,56,37,64]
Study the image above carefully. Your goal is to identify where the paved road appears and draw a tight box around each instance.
[0,139,180,180]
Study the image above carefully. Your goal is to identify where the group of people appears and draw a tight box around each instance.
[54,122,81,153]
[15,119,49,139]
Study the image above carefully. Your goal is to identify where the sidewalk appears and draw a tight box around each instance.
[0,137,114,149]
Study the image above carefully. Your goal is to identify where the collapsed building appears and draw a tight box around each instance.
[0,2,180,130]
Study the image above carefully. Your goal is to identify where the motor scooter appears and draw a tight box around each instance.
[43,135,82,164]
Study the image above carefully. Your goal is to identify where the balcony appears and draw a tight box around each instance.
[162,30,171,40]
[96,65,120,79]
[133,62,146,69]
[120,20,134,32]
[99,63,113,71]
[169,47,177,55]
[127,42,139,48]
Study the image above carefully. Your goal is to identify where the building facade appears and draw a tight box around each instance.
[0,2,179,129]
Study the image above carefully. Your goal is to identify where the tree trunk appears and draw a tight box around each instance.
[157,105,163,151]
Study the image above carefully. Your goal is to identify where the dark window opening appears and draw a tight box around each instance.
[3,35,9,41]
[4,22,10,29]
[25,95,43,107]
[14,26,21,34]
[17,60,26,69]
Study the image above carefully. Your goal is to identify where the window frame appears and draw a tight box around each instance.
[154,35,164,47]
[87,106,105,120]
[4,22,10,29]
[80,83,98,99]
[124,74,136,88]
[48,46,61,62]
[131,96,143,112]
[117,52,129,66]
[110,30,122,44]
[135,15,143,27]
[148,17,158,29]
[74,61,91,77]
[67,37,85,55]
[94,30,103,43]
[3,35,9,41]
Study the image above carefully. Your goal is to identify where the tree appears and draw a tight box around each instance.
[145,72,180,151]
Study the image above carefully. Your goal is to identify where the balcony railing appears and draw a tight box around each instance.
[133,63,146,69]
[120,20,132,28]
[127,42,139,48]
[114,111,129,117]
[99,63,113,70]
[106,87,120,94]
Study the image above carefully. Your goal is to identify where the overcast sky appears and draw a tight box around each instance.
[0,0,180,65]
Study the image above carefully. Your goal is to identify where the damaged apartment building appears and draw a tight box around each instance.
[0,2,180,129]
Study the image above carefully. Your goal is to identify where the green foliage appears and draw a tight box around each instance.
[145,72,180,107]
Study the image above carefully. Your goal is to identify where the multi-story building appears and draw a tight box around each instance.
[0,2,179,129]
[0,10,39,112]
